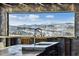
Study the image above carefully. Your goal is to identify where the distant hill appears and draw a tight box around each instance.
[9,23,74,36]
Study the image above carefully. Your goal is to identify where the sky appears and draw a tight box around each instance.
[9,12,75,26]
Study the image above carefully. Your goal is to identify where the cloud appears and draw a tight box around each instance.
[9,15,26,26]
[9,14,40,21]
[9,14,41,26]
[9,14,27,20]
[46,15,54,19]
[28,14,40,21]
[9,15,17,19]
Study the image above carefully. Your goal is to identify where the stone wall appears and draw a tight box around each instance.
[0,7,8,46]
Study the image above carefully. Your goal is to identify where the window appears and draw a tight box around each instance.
[9,12,75,37]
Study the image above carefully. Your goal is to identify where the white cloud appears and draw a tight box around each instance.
[46,15,54,19]
[9,14,41,26]
[9,15,17,19]
[28,14,40,21]
[9,15,27,21]
[9,14,40,22]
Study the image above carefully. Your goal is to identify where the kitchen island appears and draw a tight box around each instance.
[22,42,61,56]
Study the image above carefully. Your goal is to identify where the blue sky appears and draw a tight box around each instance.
[9,12,75,26]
